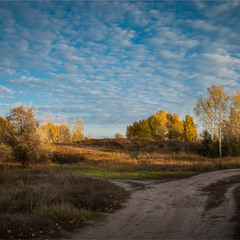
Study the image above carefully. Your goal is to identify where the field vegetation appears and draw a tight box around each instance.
[52,139,240,175]
[0,167,127,239]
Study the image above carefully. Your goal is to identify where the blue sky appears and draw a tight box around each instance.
[0,0,240,138]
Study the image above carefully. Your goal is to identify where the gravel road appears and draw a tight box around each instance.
[72,169,240,239]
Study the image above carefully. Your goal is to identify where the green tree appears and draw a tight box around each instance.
[183,115,197,141]
[194,85,230,157]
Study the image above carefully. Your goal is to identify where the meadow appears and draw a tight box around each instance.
[53,139,240,176]
[1,138,240,239]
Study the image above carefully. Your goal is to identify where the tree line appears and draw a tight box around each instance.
[126,110,197,141]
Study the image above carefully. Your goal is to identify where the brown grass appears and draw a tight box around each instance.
[52,140,240,172]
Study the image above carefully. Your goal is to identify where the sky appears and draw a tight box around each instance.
[0,0,240,138]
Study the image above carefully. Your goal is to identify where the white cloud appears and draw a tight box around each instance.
[187,19,218,32]
[203,53,240,66]
[8,76,53,89]
[0,85,14,99]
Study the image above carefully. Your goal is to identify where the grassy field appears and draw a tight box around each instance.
[0,167,127,239]
[1,138,240,239]
[52,139,240,175]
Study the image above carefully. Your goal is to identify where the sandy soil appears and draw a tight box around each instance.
[71,169,240,239]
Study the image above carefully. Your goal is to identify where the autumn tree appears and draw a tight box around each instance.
[0,116,10,134]
[88,131,94,140]
[166,113,184,140]
[42,122,60,143]
[0,116,13,163]
[126,121,140,139]
[137,119,152,140]
[72,118,85,141]
[41,122,72,143]
[126,110,188,141]
[6,104,39,131]
[115,133,123,139]
[0,104,51,167]
[147,110,167,139]
[221,90,240,156]
[60,124,71,142]
[229,91,240,140]
[183,115,197,141]
[194,85,230,157]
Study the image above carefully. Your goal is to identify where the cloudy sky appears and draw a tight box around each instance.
[0,0,240,138]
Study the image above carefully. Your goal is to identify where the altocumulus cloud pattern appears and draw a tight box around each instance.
[0,1,240,137]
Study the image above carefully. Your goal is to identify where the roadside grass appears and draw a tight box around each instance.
[70,167,198,180]
[0,167,127,239]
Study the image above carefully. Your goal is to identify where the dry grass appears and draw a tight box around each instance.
[52,141,240,172]
[0,167,127,239]
[53,144,138,167]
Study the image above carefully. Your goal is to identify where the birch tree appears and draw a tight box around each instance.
[194,85,230,157]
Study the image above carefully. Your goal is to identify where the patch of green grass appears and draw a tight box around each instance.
[71,167,198,180]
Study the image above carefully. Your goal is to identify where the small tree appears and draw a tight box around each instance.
[115,133,123,139]
[88,131,94,139]
[72,118,85,142]
[1,104,51,167]
[60,124,71,142]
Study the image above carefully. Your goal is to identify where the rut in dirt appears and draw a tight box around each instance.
[71,169,240,240]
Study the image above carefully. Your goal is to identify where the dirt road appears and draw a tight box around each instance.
[72,169,240,239]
